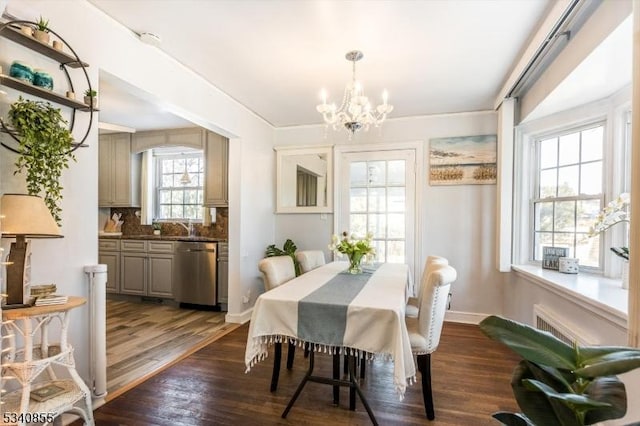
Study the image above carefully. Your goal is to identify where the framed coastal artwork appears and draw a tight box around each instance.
[429,134,497,185]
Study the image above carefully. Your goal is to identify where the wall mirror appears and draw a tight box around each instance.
[275,145,333,213]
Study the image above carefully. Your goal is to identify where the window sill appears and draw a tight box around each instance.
[511,264,628,328]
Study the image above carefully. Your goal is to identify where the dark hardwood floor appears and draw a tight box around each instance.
[89,321,520,425]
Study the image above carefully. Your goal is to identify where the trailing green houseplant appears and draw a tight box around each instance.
[8,97,75,225]
[265,238,301,276]
[479,315,640,426]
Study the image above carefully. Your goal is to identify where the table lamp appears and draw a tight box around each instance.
[1,194,62,306]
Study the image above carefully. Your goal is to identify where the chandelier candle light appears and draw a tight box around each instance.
[316,50,393,137]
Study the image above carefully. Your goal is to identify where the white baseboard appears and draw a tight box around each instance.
[225,307,253,324]
[445,310,488,325]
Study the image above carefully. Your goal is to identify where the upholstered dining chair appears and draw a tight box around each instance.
[405,256,449,318]
[295,250,326,274]
[405,264,457,420]
[258,255,297,391]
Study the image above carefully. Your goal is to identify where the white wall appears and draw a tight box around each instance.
[274,112,505,319]
[1,0,276,386]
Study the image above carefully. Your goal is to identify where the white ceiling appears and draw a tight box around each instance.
[89,0,554,131]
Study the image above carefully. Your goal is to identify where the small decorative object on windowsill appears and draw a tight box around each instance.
[588,193,630,287]
[329,231,376,274]
[558,257,579,274]
[152,222,162,235]
[541,246,568,270]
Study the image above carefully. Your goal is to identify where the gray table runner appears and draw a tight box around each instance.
[297,264,380,346]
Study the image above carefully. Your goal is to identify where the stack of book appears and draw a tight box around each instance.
[34,294,68,306]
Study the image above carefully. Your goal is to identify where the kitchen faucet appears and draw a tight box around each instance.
[174,219,195,237]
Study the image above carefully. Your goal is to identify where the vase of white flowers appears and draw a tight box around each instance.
[589,193,630,288]
[329,231,376,274]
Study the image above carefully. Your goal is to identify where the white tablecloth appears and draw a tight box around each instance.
[245,261,415,398]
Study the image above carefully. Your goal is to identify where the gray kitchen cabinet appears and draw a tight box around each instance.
[204,131,229,207]
[99,133,141,207]
[120,252,147,295]
[148,254,174,298]
[120,240,174,298]
[98,239,120,293]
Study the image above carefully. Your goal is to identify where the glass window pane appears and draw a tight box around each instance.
[577,199,602,232]
[558,133,580,166]
[162,175,173,187]
[350,162,367,186]
[159,205,171,219]
[554,233,574,256]
[388,187,405,212]
[534,232,553,261]
[159,190,171,203]
[387,160,405,185]
[162,159,173,174]
[539,169,557,198]
[184,190,198,204]
[194,208,203,220]
[580,162,602,195]
[184,205,198,219]
[368,214,386,238]
[350,214,367,236]
[350,188,367,212]
[386,241,405,263]
[197,190,204,205]
[581,126,603,162]
[554,201,576,232]
[173,174,184,187]
[171,205,184,219]
[171,190,183,204]
[174,159,185,173]
[187,158,199,173]
[534,202,554,232]
[557,165,579,196]
[368,188,386,212]
[367,161,386,186]
[387,213,405,238]
[576,233,599,267]
[539,138,557,169]
[373,240,386,263]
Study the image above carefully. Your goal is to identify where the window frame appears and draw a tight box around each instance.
[530,122,606,271]
[153,150,205,222]
[514,92,631,281]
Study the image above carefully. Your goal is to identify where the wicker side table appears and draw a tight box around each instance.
[1,297,94,425]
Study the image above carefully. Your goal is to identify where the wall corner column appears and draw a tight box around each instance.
[496,98,516,272]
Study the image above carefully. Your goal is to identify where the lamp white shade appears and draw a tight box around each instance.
[1,194,62,238]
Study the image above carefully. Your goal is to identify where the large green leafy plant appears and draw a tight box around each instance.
[8,97,75,225]
[265,239,301,276]
[479,315,640,426]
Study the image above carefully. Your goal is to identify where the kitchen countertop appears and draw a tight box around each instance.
[99,234,227,242]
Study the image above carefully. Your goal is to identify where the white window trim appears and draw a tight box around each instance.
[153,150,205,222]
[512,86,630,317]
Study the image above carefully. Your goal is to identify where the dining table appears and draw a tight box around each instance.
[244,260,415,424]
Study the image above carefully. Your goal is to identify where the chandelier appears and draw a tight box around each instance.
[316,50,393,136]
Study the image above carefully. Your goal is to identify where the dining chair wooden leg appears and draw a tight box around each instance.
[343,354,348,375]
[417,353,435,420]
[286,342,296,370]
[348,355,356,411]
[359,351,366,379]
[304,342,310,358]
[270,342,282,392]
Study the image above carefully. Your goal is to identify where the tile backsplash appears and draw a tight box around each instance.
[102,207,228,239]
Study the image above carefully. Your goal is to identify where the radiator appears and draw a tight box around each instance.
[533,304,597,346]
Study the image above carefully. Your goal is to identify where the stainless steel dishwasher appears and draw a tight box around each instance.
[174,241,218,308]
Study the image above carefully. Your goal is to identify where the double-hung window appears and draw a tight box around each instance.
[532,124,604,268]
[154,149,204,221]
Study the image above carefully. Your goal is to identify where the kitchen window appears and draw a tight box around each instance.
[154,149,204,221]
